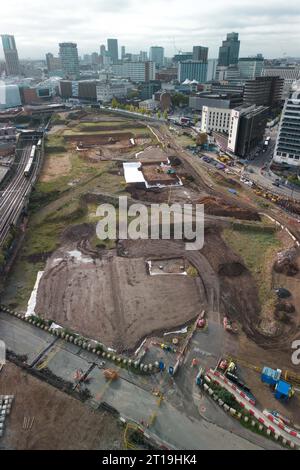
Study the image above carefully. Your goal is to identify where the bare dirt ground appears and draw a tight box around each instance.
[40,153,72,182]
[0,362,122,450]
[242,367,300,425]
[126,157,261,221]
[35,234,206,352]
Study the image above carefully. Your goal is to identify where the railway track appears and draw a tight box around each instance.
[0,135,42,247]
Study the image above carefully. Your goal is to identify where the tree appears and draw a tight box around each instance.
[111,98,118,108]
[157,110,161,119]
[163,110,168,120]
[171,92,188,107]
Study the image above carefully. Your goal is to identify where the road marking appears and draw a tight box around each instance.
[35,342,61,370]
[193,393,202,401]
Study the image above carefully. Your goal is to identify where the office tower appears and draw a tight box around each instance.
[149,46,164,68]
[207,59,218,81]
[121,46,126,60]
[1,35,20,76]
[243,76,284,107]
[139,51,148,62]
[111,61,155,82]
[273,81,300,167]
[178,61,208,83]
[59,42,80,79]
[218,32,240,66]
[227,105,269,157]
[107,38,118,63]
[91,52,99,65]
[100,44,106,56]
[192,46,208,62]
[0,83,21,109]
[173,52,193,64]
[45,52,61,73]
[238,55,264,79]
[263,65,300,98]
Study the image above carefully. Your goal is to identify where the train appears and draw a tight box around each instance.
[24,145,36,177]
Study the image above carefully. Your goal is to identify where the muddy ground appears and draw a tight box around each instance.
[34,221,298,358]
[35,234,206,352]
[0,362,122,450]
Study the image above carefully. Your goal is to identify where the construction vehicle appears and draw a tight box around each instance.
[218,155,230,164]
[217,358,255,402]
[103,368,119,381]
[223,316,238,333]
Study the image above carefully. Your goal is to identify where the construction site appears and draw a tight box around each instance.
[1,108,300,450]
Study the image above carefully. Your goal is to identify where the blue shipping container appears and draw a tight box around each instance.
[261,367,281,386]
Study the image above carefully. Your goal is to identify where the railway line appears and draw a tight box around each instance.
[0,133,42,247]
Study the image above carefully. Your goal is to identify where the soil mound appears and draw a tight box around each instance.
[61,223,94,243]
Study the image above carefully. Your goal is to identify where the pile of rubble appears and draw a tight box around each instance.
[274,247,299,276]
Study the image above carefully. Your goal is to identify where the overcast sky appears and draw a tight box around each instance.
[1,0,300,60]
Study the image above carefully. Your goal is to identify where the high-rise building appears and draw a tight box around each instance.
[149,47,164,68]
[111,61,155,82]
[173,52,193,64]
[178,61,208,83]
[218,32,240,67]
[227,105,269,157]
[59,42,80,79]
[91,52,99,66]
[207,59,218,81]
[0,84,22,109]
[216,65,240,81]
[192,46,208,62]
[139,51,148,62]
[273,81,300,167]
[121,46,126,60]
[1,35,20,76]
[190,92,243,111]
[45,53,62,73]
[243,76,284,107]
[107,39,118,63]
[263,66,300,98]
[238,55,264,80]
[100,44,106,56]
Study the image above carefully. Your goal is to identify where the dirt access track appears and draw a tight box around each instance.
[35,233,208,352]
[0,362,122,450]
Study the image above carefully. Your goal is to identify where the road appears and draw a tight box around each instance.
[0,133,42,246]
[157,122,300,203]
[0,310,282,449]
[244,140,300,202]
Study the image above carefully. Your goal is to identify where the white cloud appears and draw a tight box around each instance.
[1,0,300,59]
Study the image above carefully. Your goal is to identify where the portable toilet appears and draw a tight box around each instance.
[274,380,294,401]
[261,367,281,386]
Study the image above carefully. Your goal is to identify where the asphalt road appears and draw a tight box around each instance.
[242,129,300,202]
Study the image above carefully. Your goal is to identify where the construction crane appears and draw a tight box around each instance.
[172,37,182,55]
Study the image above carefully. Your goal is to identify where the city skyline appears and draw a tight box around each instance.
[1,0,300,60]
